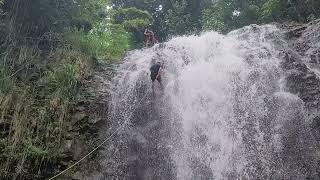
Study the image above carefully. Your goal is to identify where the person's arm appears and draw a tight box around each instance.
[144,29,148,35]
[156,67,162,79]
[150,31,158,44]
[154,37,158,44]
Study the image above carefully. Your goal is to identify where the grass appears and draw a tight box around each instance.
[0,0,135,178]
[63,23,131,61]
[0,11,132,178]
[0,38,95,179]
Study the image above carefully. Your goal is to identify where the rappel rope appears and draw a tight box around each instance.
[49,89,152,180]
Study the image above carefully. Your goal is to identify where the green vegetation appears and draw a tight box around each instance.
[204,0,320,32]
[1,0,319,179]
[112,0,320,38]
[0,0,152,179]
[113,7,154,47]
[63,24,131,60]
[0,42,90,179]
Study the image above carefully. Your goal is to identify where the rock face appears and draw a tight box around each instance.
[279,19,320,154]
[72,20,320,179]
[284,21,320,107]
[66,62,115,179]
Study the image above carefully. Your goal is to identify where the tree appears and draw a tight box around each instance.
[202,0,226,32]
[112,7,153,47]
[202,0,238,32]
[71,0,109,23]
[112,0,208,40]
[202,0,320,33]
[286,0,320,22]
[259,0,286,22]
[0,0,135,179]
[3,0,74,37]
[0,0,3,14]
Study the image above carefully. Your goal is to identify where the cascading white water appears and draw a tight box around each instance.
[106,25,317,179]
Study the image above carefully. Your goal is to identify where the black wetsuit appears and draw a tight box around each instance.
[150,63,161,82]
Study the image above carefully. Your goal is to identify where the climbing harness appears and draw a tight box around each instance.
[49,89,151,180]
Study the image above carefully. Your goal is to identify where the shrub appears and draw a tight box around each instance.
[0,43,91,179]
[64,23,131,61]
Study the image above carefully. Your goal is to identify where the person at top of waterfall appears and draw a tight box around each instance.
[150,61,163,89]
[144,26,158,47]
[144,26,154,47]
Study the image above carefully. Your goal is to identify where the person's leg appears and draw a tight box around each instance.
[146,36,152,47]
[157,76,164,90]
[151,74,156,93]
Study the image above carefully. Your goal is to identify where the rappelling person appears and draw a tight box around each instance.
[150,61,163,91]
[144,25,158,47]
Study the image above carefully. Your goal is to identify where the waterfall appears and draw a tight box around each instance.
[103,25,317,179]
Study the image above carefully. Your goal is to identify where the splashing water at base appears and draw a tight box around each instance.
[106,25,317,179]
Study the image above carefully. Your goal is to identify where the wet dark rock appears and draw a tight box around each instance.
[63,19,320,179]
[62,61,114,179]
[88,117,102,124]
[279,19,320,110]
[72,112,88,124]
[0,121,10,138]
[286,25,307,38]
[311,116,320,142]
[279,20,320,159]
[75,106,86,111]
